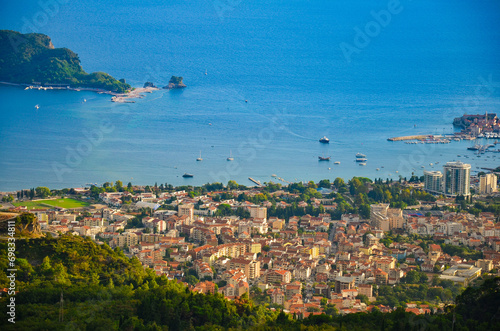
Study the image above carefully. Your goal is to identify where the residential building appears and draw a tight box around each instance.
[479,173,497,194]
[178,204,194,220]
[250,206,267,219]
[334,276,355,293]
[266,269,292,284]
[424,171,443,194]
[443,161,471,196]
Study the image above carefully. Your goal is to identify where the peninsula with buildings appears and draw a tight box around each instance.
[1,169,500,329]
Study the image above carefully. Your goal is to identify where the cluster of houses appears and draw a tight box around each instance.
[5,186,500,317]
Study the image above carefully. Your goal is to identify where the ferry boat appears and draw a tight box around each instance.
[319,136,329,143]
[318,156,331,161]
[182,173,194,178]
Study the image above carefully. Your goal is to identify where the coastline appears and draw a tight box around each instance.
[111,86,160,103]
[0,81,159,103]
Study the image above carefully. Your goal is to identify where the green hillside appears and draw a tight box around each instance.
[0,30,130,93]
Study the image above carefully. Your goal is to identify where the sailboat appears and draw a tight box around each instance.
[35,104,39,110]
[227,150,234,161]
[196,151,203,161]
[205,69,207,75]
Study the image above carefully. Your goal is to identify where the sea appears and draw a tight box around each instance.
[1,0,500,191]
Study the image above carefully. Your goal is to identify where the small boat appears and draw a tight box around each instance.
[334,161,340,165]
[319,136,329,143]
[318,156,331,161]
[359,162,366,166]
[35,104,39,109]
[245,100,248,103]
[271,174,277,177]
[376,168,380,171]
[355,158,367,162]
[83,99,87,102]
[227,150,234,161]
[182,173,194,178]
[356,153,366,158]
[196,151,203,161]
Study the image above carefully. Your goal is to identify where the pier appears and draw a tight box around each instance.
[387,135,432,141]
[248,177,263,187]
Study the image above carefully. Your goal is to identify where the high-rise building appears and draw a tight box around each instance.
[424,170,443,194]
[479,173,497,194]
[443,161,471,196]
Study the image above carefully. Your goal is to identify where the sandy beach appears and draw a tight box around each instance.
[111,87,160,103]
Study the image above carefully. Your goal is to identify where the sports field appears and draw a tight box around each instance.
[13,198,90,210]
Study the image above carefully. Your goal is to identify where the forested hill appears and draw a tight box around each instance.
[0,30,130,93]
[0,235,499,330]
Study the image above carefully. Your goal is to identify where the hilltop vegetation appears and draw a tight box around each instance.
[0,30,130,93]
[0,235,499,330]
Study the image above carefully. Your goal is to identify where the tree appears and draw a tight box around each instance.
[215,204,232,216]
[227,180,238,190]
[35,186,51,198]
[184,275,199,286]
[318,179,331,188]
[320,297,328,306]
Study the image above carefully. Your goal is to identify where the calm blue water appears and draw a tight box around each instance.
[1,0,500,190]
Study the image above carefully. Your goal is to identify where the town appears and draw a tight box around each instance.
[2,167,500,319]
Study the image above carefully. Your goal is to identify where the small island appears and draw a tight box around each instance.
[0,30,131,93]
[163,76,187,89]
